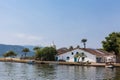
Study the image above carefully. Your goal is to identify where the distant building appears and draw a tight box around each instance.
[56,47,116,63]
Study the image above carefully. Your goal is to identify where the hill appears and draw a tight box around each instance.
[0,44,35,57]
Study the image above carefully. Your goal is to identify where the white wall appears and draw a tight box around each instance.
[105,55,116,62]
[57,49,96,62]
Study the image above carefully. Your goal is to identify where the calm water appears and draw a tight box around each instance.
[0,62,120,80]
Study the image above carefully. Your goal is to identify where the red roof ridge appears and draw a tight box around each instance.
[57,47,115,56]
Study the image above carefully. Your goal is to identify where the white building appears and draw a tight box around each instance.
[56,48,116,63]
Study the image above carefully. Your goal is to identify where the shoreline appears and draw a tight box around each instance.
[0,58,120,67]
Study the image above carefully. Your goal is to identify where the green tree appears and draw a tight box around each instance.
[33,46,42,60]
[22,48,30,58]
[35,49,42,60]
[74,52,81,62]
[81,39,87,48]
[3,50,17,58]
[33,46,41,51]
[102,32,120,55]
[74,52,87,62]
[35,47,57,61]
[102,32,120,62]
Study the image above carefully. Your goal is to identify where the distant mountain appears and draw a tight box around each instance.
[0,44,35,57]
[23,45,43,51]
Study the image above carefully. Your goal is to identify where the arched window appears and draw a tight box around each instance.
[66,56,70,60]
[82,57,85,61]
[76,52,79,54]
[71,52,74,55]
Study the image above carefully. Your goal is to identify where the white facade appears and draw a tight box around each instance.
[105,55,116,62]
[57,49,97,62]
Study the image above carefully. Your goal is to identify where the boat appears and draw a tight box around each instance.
[27,60,35,64]
[105,63,114,68]
[106,64,114,68]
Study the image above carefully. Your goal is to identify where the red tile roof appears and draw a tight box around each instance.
[57,48,114,56]
[57,47,68,55]
[81,48,105,56]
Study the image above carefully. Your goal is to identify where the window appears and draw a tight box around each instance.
[82,57,85,61]
[71,52,74,55]
[66,57,70,60]
[96,57,102,63]
[81,52,84,55]
[76,52,79,54]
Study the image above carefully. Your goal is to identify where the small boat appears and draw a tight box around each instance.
[27,60,35,64]
[105,64,114,68]
[106,65,113,68]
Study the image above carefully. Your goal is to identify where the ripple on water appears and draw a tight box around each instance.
[0,62,119,80]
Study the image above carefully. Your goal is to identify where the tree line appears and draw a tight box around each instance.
[3,46,57,61]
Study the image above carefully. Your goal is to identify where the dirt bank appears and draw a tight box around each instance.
[0,58,120,67]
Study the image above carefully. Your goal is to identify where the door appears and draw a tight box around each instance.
[56,57,58,61]
[74,57,77,62]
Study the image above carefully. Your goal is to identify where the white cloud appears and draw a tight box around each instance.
[0,33,43,45]
[15,33,42,41]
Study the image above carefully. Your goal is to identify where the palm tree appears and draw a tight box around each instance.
[22,48,30,58]
[3,50,17,58]
[74,52,87,62]
[81,39,87,48]
[74,52,82,62]
[33,46,41,51]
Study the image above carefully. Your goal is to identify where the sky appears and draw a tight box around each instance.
[0,0,120,49]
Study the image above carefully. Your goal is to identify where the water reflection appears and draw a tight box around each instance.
[34,64,56,80]
[104,67,115,80]
[0,62,120,80]
[113,68,120,80]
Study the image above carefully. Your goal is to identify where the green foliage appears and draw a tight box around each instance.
[3,50,17,57]
[81,39,87,48]
[35,47,57,61]
[22,48,30,57]
[33,46,41,51]
[102,32,120,55]
[22,48,30,52]
[74,52,87,62]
